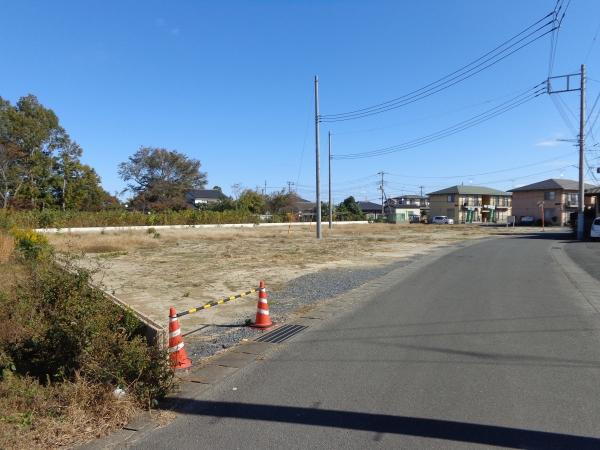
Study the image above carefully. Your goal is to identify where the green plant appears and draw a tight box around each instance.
[9,229,52,260]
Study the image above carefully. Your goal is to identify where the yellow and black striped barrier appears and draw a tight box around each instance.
[176,288,257,318]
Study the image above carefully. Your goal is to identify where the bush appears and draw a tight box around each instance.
[9,228,52,260]
[0,256,173,403]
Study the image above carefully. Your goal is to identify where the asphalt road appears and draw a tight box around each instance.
[564,240,600,282]
[133,234,600,449]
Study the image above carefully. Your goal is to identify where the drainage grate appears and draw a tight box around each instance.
[255,324,308,343]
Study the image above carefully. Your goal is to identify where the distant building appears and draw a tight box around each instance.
[386,195,430,222]
[428,185,512,223]
[357,201,383,220]
[510,178,596,225]
[186,189,227,207]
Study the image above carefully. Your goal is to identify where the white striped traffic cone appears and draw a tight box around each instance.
[169,307,192,370]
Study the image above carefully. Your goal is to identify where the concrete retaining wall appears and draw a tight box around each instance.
[35,221,370,234]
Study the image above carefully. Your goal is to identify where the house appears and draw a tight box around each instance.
[386,195,430,221]
[386,195,430,208]
[185,189,227,207]
[357,201,383,220]
[387,205,421,223]
[510,178,596,225]
[428,185,512,223]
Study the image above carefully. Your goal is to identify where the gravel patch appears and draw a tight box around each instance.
[184,257,417,360]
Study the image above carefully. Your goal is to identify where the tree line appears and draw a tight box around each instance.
[1,94,365,220]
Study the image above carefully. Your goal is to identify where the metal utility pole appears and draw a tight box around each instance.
[287,181,295,194]
[314,76,322,239]
[420,185,424,198]
[547,65,586,240]
[328,131,333,229]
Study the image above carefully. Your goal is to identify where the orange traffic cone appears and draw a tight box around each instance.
[252,281,273,328]
[169,307,192,370]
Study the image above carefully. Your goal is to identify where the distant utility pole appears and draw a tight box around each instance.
[287,181,295,194]
[314,76,322,239]
[378,171,386,215]
[547,64,585,240]
[420,185,424,198]
[328,131,333,229]
[263,180,267,196]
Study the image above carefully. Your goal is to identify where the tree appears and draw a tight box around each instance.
[119,147,207,211]
[237,189,266,214]
[0,95,112,210]
[336,196,365,221]
[266,190,301,213]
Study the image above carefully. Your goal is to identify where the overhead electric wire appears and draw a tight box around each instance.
[332,84,546,159]
[384,151,576,179]
[320,11,556,122]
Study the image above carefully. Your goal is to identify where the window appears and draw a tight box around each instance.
[544,191,556,201]
[566,193,579,206]
[447,194,455,203]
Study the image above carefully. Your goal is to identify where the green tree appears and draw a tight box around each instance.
[0,95,112,210]
[237,189,266,213]
[336,196,365,221]
[119,147,207,211]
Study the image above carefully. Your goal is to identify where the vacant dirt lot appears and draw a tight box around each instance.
[47,224,526,332]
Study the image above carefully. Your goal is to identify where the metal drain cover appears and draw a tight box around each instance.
[255,324,308,343]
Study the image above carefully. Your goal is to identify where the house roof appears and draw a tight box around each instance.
[428,185,510,196]
[509,178,596,192]
[587,186,600,194]
[186,189,226,200]
[358,201,382,212]
[389,194,427,200]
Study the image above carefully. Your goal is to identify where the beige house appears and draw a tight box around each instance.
[510,178,596,225]
[428,185,512,223]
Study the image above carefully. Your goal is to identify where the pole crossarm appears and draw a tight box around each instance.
[547,72,582,94]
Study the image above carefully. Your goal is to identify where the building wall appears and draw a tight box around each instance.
[429,193,511,223]
[512,189,596,225]
[388,207,420,223]
[428,194,460,222]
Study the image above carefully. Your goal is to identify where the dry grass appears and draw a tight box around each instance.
[0,373,139,449]
[0,233,14,263]
[45,223,526,330]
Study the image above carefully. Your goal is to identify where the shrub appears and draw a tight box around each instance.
[9,228,52,260]
[0,257,173,402]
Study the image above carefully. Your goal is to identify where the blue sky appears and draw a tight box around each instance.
[2,0,600,203]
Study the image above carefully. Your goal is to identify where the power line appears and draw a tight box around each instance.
[320,11,556,122]
[385,151,576,179]
[332,85,546,159]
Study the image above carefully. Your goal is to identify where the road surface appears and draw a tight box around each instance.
[132,234,600,449]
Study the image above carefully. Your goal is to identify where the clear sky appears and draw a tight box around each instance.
[2,0,600,203]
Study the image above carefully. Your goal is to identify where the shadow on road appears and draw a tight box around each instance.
[170,399,600,449]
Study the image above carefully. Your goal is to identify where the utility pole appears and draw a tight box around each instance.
[287,181,295,194]
[314,76,322,239]
[420,185,424,198]
[547,65,586,240]
[263,180,267,196]
[328,131,333,229]
[578,64,586,241]
[378,171,386,215]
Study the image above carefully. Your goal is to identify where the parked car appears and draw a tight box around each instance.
[591,217,600,240]
[431,216,454,224]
